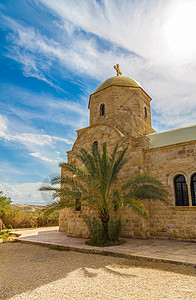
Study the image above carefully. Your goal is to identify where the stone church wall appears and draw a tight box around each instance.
[59,76,196,242]
[143,141,196,241]
[60,140,196,242]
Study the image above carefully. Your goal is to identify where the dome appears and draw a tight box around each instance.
[95,76,140,93]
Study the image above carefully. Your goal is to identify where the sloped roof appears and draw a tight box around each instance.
[147,124,196,149]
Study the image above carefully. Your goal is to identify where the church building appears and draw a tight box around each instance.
[60,65,196,242]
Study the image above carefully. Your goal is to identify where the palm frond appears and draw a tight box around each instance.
[122,173,162,191]
[123,196,148,219]
[128,184,168,203]
[109,187,124,212]
[44,199,75,214]
[108,147,128,183]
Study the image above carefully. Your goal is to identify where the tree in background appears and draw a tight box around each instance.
[0,191,12,230]
[0,191,12,216]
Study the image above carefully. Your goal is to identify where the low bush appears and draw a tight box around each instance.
[1,209,59,229]
[84,215,124,246]
[84,216,102,246]
[108,217,122,242]
[0,229,10,242]
[2,232,10,242]
[0,229,19,243]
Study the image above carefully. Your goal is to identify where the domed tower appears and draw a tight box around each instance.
[66,65,156,165]
[88,65,155,137]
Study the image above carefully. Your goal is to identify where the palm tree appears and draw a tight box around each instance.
[40,143,168,244]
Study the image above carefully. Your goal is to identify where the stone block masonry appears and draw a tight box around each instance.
[60,74,196,242]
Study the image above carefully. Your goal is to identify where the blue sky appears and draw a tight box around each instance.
[0,0,196,205]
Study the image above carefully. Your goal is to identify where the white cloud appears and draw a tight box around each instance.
[0,113,73,147]
[1,1,196,130]
[37,0,196,130]
[0,113,73,164]
[0,84,89,130]
[0,182,48,205]
[5,132,73,146]
[0,115,8,137]
[30,152,53,162]
[40,0,196,64]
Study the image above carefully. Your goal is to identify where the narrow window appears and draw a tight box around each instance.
[191,173,196,206]
[100,103,105,116]
[93,141,98,155]
[93,141,98,149]
[144,107,147,118]
[75,199,81,211]
[174,175,189,206]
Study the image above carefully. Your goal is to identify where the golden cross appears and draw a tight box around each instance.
[114,64,122,76]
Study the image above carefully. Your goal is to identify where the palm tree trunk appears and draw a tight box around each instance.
[100,215,109,243]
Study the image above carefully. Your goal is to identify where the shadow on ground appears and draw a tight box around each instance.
[0,242,195,299]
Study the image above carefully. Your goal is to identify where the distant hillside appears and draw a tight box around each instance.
[12,204,45,212]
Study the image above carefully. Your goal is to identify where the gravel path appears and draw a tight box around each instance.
[0,242,196,300]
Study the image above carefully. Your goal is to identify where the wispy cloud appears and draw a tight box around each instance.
[0,112,73,166]
[4,133,73,146]
[1,0,196,205]
[0,114,8,137]
[0,181,47,205]
[0,114,73,146]
[1,1,196,130]
[30,152,53,162]
[1,9,142,81]
[0,84,88,129]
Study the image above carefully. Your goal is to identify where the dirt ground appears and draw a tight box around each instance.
[0,242,196,299]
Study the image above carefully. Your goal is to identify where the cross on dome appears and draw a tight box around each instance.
[114,64,122,76]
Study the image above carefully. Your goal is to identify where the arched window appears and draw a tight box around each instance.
[144,107,147,118]
[174,175,189,206]
[191,173,196,206]
[100,103,105,116]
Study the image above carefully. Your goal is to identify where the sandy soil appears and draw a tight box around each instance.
[0,242,196,299]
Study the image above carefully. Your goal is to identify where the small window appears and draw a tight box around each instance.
[93,141,98,155]
[191,173,196,206]
[174,175,189,206]
[93,141,98,148]
[100,103,105,116]
[144,107,147,118]
[75,199,81,211]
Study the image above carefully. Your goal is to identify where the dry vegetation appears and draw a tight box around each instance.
[1,205,59,229]
[0,191,59,230]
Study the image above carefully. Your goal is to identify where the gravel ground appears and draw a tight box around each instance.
[0,242,196,300]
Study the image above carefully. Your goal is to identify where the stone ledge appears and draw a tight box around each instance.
[18,237,196,268]
[171,206,196,211]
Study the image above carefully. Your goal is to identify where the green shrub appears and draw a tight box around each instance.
[83,216,102,246]
[108,217,122,242]
[0,229,11,242]
[0,229,10,235]
[84,216,123,246]
[0,191,12,217]
[2,232,9,242]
